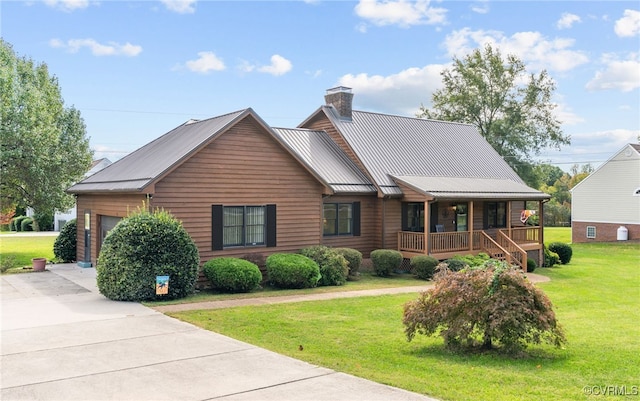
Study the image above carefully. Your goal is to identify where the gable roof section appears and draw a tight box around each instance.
[571,143,640,194]
[304,106,539,198]
[68,109,253,193]
[272,127,376,194]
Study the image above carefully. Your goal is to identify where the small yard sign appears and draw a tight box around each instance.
[156,275,169,295]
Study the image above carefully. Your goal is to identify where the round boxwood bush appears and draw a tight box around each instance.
[266,253,320,289]
[543,244,560,267]
[526,258,537,273]
[333,248,363,277]
[370,249,403,277]
[299,245,349,286]
[20,217,33,232]
[203,257,262,293]
[54,219,77,262]
[96,208,199,301]
[548,242,572,265]
[411,255,439,280]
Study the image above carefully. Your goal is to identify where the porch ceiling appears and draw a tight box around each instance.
[391,175,551,200]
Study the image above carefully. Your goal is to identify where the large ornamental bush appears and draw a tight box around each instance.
[370,249,403,277]
[410,255,439,280]
[96,208,199,301]
[333,248,363,277]
[203,257,262,293]
[403,260,566,354]
[53,219,77,262]
[299,245,349,286]
[548,242,573,265]
[543,244,560,267]
[266,253,320,289]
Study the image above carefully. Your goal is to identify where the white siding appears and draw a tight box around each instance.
[572,144,640,224]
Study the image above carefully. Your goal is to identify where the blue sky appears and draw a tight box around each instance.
[3,0,639,171]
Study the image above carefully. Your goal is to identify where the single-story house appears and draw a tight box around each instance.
[571,143,640,242]
[68,87,550,270]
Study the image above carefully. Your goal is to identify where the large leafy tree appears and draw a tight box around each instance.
[418,44,570,187]
[1,39,93,229]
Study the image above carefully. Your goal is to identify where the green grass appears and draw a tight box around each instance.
[544,227,572,244]
[170,238,640,401]
[0,235,57,273]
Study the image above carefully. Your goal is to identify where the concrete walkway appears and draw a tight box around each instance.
[1,263,440,401]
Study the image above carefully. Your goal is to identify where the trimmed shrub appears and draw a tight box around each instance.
[54,219,77,262]
[543,244,560,267]
[370,249,402,277]
[266,253,320,289]
[333,248,363,277]
[443,258,468,272]
[452,253,490,267]
[548,242,573,265]
[403,262,566,353]
[20,217,33,232]
[411,255,439,280]
[202,257,262,293]
[299,245,349,286]
[96,208,199,301]
[12,215,28,232]
[526,258,537,273]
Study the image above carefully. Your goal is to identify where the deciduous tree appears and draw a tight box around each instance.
[0,39,92,229]
[418,44,570,187]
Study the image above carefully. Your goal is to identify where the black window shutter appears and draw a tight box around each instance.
[266,204,277,247]
[401,203,407,231]
[212,204,223,250]
[352,202,361,237]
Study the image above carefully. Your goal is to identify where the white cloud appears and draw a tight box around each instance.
[443,28,589,72]
[556,13,581,30]
[257,55,292,76]
[43,0,91,12]
[49,38,142,57]
[337,64,445,115]
[614,9,640,37]
[586,53,640,92]
[470,0,489,15]
[160,0,196,14]
[354,0,447,28]
[184,51,225,74]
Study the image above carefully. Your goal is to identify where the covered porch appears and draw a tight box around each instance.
[391,176,550,270]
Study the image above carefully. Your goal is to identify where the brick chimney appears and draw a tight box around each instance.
[324,86,353,120]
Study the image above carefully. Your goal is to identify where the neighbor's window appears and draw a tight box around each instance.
[586,226,596,239]
[485,202,507,228]
[223,206,265,246]
[323,203,353,236]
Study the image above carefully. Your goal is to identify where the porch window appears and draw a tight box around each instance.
[484,202,507,228]
[212,204,276,250]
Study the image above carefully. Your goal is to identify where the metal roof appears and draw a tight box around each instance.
[272,127,376,194]
[392,175,551,200]
[68,109,251,193]
[321,106,529,196]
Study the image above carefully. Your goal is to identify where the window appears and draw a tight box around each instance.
[212,204,276,250]
[586,226,596,239]
[484,202,507,228]
[323,202,360,236]
[223,206,265,246]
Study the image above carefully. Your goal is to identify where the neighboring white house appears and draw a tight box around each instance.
[571,144,640,243]
[53,158,112,231]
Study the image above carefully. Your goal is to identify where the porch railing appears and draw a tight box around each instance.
[496,231,526,270]
[504,226,540,244]
[397,231,425,253]
[431,232,470,253]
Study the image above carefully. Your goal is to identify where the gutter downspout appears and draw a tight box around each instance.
[381,196,386,249]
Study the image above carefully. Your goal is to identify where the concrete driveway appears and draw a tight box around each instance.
[1,263,438,401]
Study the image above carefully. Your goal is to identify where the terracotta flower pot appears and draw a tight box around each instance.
[32,258,46,272]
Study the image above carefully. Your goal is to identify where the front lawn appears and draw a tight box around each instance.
[170,240,640,401]
[0,235,57,273]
